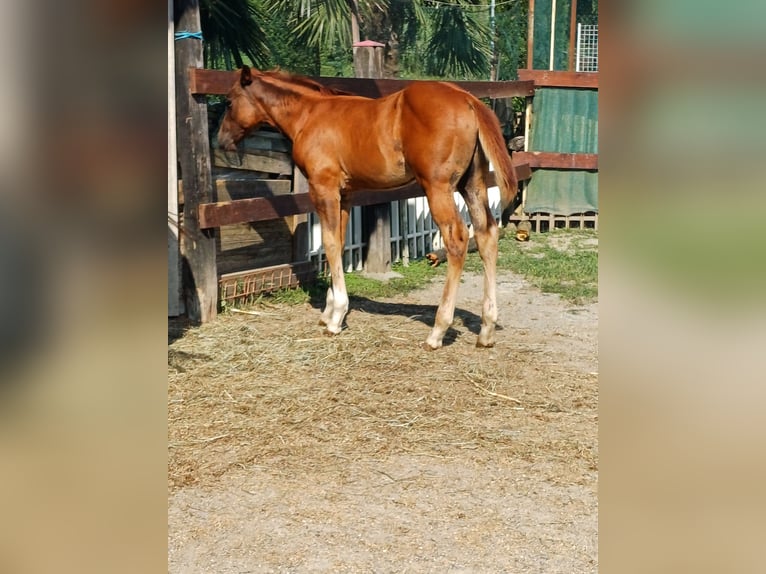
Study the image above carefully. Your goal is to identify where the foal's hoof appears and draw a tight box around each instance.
[476,339,496,349]
[421,340,441,351]
[322,326,343,337]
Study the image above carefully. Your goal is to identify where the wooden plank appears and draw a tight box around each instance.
[241,130,291,153]
[569,0,578,72]
[199,183,421,228]
[351,184,425,208]
[527,0,535,70]
[216,219,294,275]
[513,151,598,170]
[213,148,293,175]
[189,68,236,95]
[211,129,291,154]
[175,4,217,323]
[215,178,292,201]
[213,168,291,184]
[517,69,599,89]
[189,68,534,99]
[179,176,291,205]
[199,194,315,228]
[509,162,532,182]
[482,163,531,186]
[318,77,535,99]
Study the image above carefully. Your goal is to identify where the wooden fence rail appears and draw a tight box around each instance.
[189,68,536,99]
[196,173,516,230]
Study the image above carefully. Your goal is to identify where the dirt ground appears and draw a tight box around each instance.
[168,263,598,572]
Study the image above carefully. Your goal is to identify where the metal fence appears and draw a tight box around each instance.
[307,185,504,271]
[576,24,599,72]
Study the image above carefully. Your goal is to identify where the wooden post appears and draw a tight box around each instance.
[527,0,535,70]
[174,0,218,322]
[354,40,391,274]
[568,0,578,72]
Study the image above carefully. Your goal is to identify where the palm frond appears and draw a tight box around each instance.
[199,0,271,69]
[423,0,492,78]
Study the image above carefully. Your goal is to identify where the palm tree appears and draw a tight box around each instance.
[271,0,495,79]
[422,1,492,78]
[195,0,526,80]
[274,0,367,49]
[194,0,271,69]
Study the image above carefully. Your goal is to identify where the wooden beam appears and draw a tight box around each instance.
[568,0,578,72]
[189,68,535,99]
[513,151,598,170]
[186,164,531,207]
[352,183,425,209]
[178,177,291,205]
[188,68,235,95]
[317,78,535,99]
[527,0,535,70]
[212,148,293,175]
[198,193,314,228]
[510,161,532,182]
[198,165,532,230]
[199,183,423,229]
[355,45,391,275]
[517,69,599,89]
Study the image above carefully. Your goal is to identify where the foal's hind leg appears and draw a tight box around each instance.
[423,186,469,350]
[460,156,499,347]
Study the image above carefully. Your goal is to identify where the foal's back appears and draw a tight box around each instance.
[295,82,481,192]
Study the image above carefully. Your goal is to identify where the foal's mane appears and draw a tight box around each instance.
[260,69,350,96]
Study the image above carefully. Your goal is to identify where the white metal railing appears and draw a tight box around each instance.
[308,184,503,271]
[576,24,599,72]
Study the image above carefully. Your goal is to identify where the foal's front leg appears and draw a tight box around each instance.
[313,188,350,335]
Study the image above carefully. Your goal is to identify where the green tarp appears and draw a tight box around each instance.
[525,87,598,215]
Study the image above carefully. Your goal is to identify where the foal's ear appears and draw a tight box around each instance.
[240,65,253,87]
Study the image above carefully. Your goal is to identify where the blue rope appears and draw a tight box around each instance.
[175,31,203,41]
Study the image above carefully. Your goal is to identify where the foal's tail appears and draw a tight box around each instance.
[475,102,519,219]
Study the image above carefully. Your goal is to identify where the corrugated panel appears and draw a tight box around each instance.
[529,88,598,153]
[526,87,598,215]
[525,170,598,215]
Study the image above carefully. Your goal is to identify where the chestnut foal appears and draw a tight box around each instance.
[218,66,518,349]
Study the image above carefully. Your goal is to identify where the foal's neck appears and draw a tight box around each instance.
[255,76,324,141]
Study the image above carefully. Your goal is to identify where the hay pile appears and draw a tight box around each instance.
[168,294,597,491]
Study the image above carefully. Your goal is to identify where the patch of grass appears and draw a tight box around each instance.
[257,259,446,307]
[345,259,446,299]
[489,229,598,304]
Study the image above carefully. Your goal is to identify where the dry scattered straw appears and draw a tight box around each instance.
[168,298,597,491]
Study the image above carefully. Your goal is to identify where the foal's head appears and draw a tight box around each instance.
[217,66,270,151]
